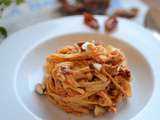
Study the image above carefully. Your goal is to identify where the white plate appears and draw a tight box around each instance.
[0,16,160,120]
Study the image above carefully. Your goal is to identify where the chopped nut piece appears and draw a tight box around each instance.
[108,106,117,112]
[114,8,139,18]
[81,41,95,50]
[93,63,102,71]
[84,12,99,30]
[35,83,46,95]
[94,105,106,116]
[105,16,118,32]
[41,83,46,90]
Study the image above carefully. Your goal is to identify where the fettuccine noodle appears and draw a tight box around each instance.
[38,41,132,116]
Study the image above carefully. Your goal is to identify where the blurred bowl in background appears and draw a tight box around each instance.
[59,0,111,14]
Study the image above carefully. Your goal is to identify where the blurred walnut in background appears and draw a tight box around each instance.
[59,0,110,15]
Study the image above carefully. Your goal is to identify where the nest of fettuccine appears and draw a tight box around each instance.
[43,41,132,116]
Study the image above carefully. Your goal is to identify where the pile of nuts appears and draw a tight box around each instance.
[59,0,139,19]
[59,0,110,15]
